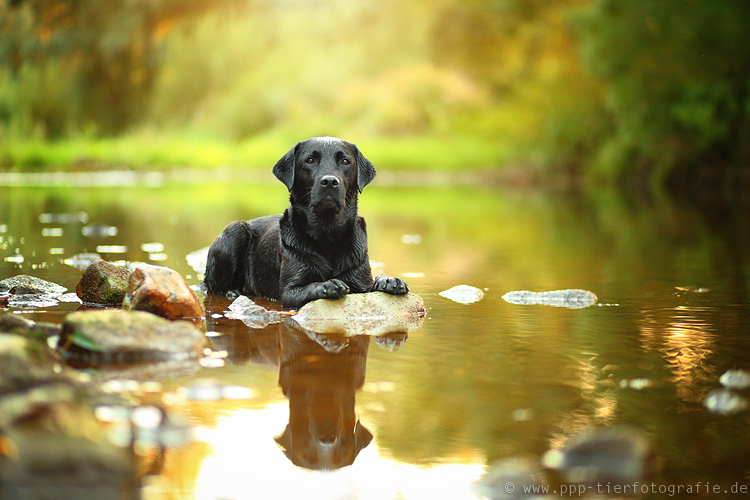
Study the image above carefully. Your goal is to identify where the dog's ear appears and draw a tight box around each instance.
[273,143,298,191]
[345,141,376,192]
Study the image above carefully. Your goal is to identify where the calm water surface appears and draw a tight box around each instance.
[1,179,750,499]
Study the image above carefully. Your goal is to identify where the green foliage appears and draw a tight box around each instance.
[1,0,749,187]
[0,0,247,137]
[570,0,750,183]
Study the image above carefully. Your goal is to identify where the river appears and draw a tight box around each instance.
[1,176,749,499]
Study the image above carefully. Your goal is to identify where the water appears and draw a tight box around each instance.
[2,179,750,499]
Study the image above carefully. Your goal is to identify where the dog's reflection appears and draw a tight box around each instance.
[205,298,411,470]
[274,320,373,470]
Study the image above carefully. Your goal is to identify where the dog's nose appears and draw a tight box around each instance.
[320,175,340,189]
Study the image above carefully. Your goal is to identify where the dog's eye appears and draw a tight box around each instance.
[342,158,350,165]
[305,157,314,164]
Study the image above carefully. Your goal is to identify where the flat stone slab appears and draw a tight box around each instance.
[502,289,598,309]
[289,292,426,336]
[58,310,205,365]
[439,285,485,304]
[0,275,67,308]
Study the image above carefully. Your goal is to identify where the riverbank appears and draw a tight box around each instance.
[0,132,511,173]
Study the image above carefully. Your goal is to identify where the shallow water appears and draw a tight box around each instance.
[2,180,750,499]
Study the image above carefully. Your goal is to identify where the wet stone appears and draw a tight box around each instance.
[226,295,283,328]
[439,284,485,304]
[704,388,749,414]
[503,289,598,309]
[290,291,426,336]
[0,275,67,308]
[0,334,80,428]
[1,401,137,500]
[719,369,750,390]
[0,313,61,341]
[58,309,206,365]
[542,426,652,485]
[76,260,132,305]
[123,264,203,321]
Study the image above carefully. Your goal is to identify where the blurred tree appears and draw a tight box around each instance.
[0,0,246,137]
[572,0,750,185]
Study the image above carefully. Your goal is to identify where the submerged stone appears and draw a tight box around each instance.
[290,292,426,336]
[0,351,139,499]
[704,388,749,414]
[503,289,598,309]
[0,275,67,308]
[76,260,132,305]
[542,426,651,484]
[439,284,485,304]
[1,396,137,500]
[122,264,203,322]
[0,313,61,341]
[719,369,750,390]
[58,309,205,365]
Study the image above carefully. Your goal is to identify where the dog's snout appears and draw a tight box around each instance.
[320,175,340,189]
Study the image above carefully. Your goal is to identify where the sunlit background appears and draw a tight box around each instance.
[1,0,749,190]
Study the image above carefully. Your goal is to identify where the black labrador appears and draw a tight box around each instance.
[204,137,409,309]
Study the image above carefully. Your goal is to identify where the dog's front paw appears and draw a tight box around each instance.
[315,279,350,300]
[372,274,409,295]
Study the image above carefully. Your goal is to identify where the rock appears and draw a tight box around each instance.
[290,292,426,336]
[471,458,545,500]
[439,284,485,304]
[0,334,79,428]
[704,388,749,414]
[58,310,206,365]
[0,275,67,308]
[122,264,203,321]
[719,369,750,390]
[76,260,132,305]
[0,313,61,341]
[0,330,139,498]
[226,295,283,328]
[0,426,139,500]
[503,289,598,309]
[542,426,652,485]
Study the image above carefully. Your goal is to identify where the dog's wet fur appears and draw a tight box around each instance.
[204,137,409,308]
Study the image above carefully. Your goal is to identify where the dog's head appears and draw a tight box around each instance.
[272,137,376,215]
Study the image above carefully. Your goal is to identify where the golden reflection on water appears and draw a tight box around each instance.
[639,303,716,402]
[143,403,485,500]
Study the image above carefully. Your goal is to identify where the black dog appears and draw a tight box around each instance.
[204,137,409,309]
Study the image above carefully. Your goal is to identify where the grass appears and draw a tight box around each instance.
[0,130,511,172]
